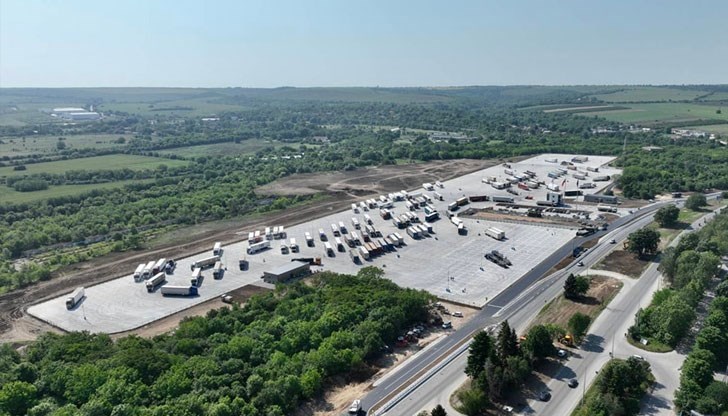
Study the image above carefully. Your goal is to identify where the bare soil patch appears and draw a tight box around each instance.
[593,249,652,278]
[530,275,623,330]
[0,159,496,343]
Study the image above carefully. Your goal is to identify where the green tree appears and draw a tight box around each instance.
[496,321,519,361]
[521,325,555,361]
[654,205,680,227]
[685,194,707,211]
[627,228,660,258]
[431,404,447,416]
[0,381,37,415]
[455,387,488,416]
[466,331,493,379]
[564,274,589,300]
[568,312,592,341]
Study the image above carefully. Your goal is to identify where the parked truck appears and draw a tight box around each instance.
[351,217,361,229]
[289,238,299,253]
[66,287,85,309]
[152,258,167,274]
[324,242,335,256]
[469,195,488,202]
[212,261,224,279]
[305,232,314,247]
[379,208,391,220]
[318,228,327,241]
[338,221,347,233]
[247,240,270,255]
[161,285,198,296]
[191,255,220,270]
[486,227,505,240]
[335,237,345,252]
[146,272,166,292]
[349,249,361,264]
[358,246,370,260]
[191,267,203,286]
[133,263,145,280]
[213,242,222,256]
[491,195,514,203]
[142,261,155,279]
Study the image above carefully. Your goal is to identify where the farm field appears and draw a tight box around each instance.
[160,139,299,158]
[0,154,188,177]
[592,87,709,102]
[100,99,245,117]
[0,179,154,204]
[581,102,728,125]
[0,134,133,157]
[687,124,728,135]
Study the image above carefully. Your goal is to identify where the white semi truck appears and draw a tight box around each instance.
[161,285,198,296]
[247,240,270,255]
[213,242,222,256]
[133,263,145,280]
[146,272,166,292]
[65,287,85,309]
[191,255,221,270]
[486,227,506,240]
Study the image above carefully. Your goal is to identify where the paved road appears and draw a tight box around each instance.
[365,202,670,415]
[532,202,723,416]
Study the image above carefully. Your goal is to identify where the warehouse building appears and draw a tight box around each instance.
[262,261,311,283]
[584,193,619,205]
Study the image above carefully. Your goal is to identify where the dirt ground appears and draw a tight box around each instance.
[295,300,480,416]
[529,275,623,330]
[593,249,652,279]
[0,159,495,344]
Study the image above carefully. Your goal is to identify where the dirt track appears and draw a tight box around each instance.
[0,159,500,343]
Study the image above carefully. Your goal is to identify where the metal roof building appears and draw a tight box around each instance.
[262,261,310,284]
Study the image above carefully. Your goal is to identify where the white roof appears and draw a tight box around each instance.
[53,107,85,112]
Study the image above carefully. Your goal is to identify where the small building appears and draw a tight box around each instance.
[584,194,619,205]
[262,261,310,284]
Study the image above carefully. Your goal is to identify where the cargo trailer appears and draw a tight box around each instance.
[247,240,270,255]
[491,195,514,203]
[349,249,361,263]
[146,272,166,292]
[213,242,222,256]
[191,268,203,286]
[485,227,505,240]
[66,287,85,309]
[152,258,167,274]
[133,263,145,280]
[191,256,220,270]
[142,261,155,279]
[161,285,198,296]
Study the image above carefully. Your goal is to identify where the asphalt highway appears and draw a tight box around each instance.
[364,202,670,415]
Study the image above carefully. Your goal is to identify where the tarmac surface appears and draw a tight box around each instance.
[28,154,622,333]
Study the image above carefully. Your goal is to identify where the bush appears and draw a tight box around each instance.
[10,178,49,192]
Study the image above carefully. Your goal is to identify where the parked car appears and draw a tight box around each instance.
[577,261,584,267]
[557,349,567,358]
[348,399,362,414]
[452,311,463,317]
[538,391,551,401]
[568,378,579,388]
[442,321,452,329]
[610,239,617,244]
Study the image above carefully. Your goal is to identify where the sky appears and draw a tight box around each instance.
[1,0,726,88]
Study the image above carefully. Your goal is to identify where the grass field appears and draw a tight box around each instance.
[581,102,728,125]
[687,123,728,135]
[0,179,154,204]
[592,87,709,103]
[0,154,188,177]
[100,99,245,117]
[160,139,299,158]
[0,134,133,157]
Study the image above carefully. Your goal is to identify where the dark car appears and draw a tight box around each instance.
[568,378,579,388]
[539,391,551,401]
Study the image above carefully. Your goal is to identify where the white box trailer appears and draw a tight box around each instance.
[547,183,560,192]
[359,201,368,211]
[364,214,372,224]
[436,181,443,188]
[486,227,505,240]
[351,203,358,213]
[264,227,272,240]
[133,263,145,280]
[152,258,167,274]
[358,246,370,260]
[433,192,443,201]
[213,242,222,256]
[351,232,361,245]
[349,249,361,263]
[161,285,198,296]
[423,183,434,191]
[335,237,345,252]
[274,226,286,239]
[66,287,85,309]
[191,267,203,286]
[247,240,270,255]
[407,226,420,239]
[289,238,299,252]
[352,217,361,229]
[212,261,224,278]
[146,272,166,292]
[324,242,335,256]
[142,261,156,279]
[191,255,220,270]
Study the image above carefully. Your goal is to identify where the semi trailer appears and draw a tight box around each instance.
[161,285,198,296]
[66,287,85,309]
[146,272,166,292]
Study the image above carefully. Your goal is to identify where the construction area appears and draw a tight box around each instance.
[27,154,623,334]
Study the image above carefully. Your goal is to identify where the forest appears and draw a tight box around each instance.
[0,267,434,415]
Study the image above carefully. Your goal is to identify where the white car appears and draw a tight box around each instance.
[610,239,617,244]
[452,311,463,317]
[348,399,362,414]
[557,349,567,358]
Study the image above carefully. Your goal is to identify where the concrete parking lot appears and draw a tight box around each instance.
[28,154,621,333]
